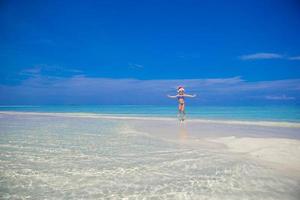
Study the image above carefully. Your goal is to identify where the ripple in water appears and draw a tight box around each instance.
[0,114,299,199]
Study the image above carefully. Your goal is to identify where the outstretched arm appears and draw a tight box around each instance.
[167,94,178,98]
[184,94,197,98]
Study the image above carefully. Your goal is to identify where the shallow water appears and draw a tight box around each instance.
[1,105,300,122]
[0,114,299,199]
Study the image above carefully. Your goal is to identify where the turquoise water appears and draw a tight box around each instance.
[0,105,300,122]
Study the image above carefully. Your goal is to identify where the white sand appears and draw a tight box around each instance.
[208,136,300,173]
[1,111,300,174]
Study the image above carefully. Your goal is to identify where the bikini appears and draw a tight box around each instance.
[177,95,185,105]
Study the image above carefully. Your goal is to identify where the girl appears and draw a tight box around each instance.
[168,86,196,121]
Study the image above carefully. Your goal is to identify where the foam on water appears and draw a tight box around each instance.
[0,113,300,199]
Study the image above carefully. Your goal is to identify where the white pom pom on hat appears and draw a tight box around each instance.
[177,86,185,92]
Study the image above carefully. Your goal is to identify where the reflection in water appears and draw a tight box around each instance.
[178,123,188,141]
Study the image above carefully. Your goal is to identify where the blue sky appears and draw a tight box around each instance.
[0,0,300,105]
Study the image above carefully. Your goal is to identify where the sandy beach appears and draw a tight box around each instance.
[0,111,300,199]
[131,117,300,175]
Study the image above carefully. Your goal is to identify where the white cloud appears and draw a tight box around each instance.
[288,56,300,60]
[1,75,300,105]
[265,95,295,100]
[20,67,41,75]
[240,53,283,60]
[240,53,300,61]
[128,63,144,70]
[19,65,84,77]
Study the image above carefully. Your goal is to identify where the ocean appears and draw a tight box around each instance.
[0,105,300,122]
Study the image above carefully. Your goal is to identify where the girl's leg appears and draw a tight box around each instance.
[178,104,184,121]
[178,104,181,114]
[181,104,186,119]
[178,104,182,119]
[178,104,183,113]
